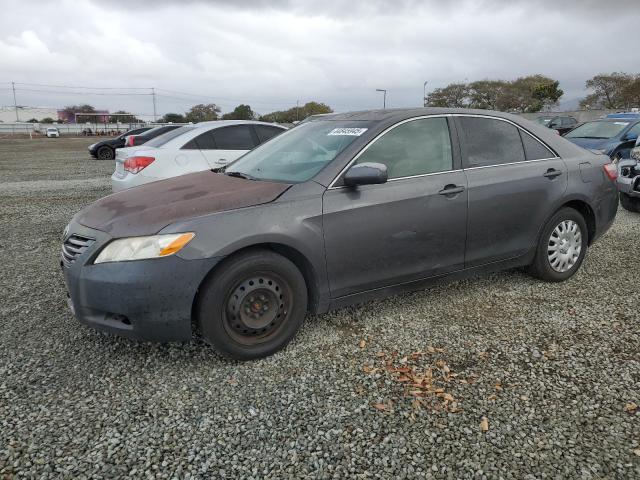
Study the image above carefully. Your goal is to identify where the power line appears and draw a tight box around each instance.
[14,88,152,96]
[13,81,150,90]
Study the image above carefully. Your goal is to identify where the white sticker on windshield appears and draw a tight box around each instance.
[614,122,629,125]
[328,128,368,136]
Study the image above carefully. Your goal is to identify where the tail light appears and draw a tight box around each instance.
[124,156,155,174]
[126,135,135,147]
[603,163,618,181]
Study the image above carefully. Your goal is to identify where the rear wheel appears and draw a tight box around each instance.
[620,192,640,213]
[527,207,588,282]
[196,249,307,360]
[97,146,114,160]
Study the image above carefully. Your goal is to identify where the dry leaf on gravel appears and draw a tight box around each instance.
[623,402,638,414]
[359,339,366,349]
[480,416,489,432]
[633,449,640,457]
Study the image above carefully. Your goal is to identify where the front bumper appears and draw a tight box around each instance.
[62,222,221,342]
[616,159,640,198]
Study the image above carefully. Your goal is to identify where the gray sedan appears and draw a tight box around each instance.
[62,108,618,360]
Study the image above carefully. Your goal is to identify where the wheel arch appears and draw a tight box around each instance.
[559,199,596,245]
[191,242,322,334]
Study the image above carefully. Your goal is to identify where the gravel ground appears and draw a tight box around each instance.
[0,137,639,479]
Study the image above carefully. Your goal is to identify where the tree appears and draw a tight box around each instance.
[160,113,186,123]
[222,104,256,120]
[61,104,97,123]
[498,75,563,112]
[41,117,55,124]
[467,80,508,110]
[185,103,221,123]
[623,77,640,109]
[426,75,563,112]
[258,102,333,123]
[109,110,140,123]
[580,72,636,109]
[426,83,469,108]
[26,118,39,123]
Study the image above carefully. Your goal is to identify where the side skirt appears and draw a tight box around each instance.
[325,251,535,312]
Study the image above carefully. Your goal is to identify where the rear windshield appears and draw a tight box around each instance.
[225,120,373,183]
[565,121,629,139]
[144,126,196,148]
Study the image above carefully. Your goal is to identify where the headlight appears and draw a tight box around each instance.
[631,148,640,160]
[94,233,195,264]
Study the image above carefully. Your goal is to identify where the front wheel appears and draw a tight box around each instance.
[96,146,114,160]
[527,207,588,282]
[620,193,640,213]
[196,249,308,360]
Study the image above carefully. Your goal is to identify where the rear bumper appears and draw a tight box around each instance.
[62,223,221,342]
[111,171,162,192]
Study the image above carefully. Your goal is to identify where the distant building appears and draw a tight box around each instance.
[57,109,110,123]
[0,106,59,123]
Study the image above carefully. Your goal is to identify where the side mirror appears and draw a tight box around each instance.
[623,132,638,142]
[343,162,388,187]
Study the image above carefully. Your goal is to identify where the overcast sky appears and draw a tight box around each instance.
[1,0,640,118]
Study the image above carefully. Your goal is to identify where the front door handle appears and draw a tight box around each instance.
[543,168,562,179]
[438,184,465,196]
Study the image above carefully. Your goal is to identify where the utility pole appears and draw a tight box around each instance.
[376,89,387,109]
[151,87,157,122]
[296,100,299,122]
[12,81,19,121]
[423,81,428,107]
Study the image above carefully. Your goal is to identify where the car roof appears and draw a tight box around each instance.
[190,120,286,131]
[307,107,551,123]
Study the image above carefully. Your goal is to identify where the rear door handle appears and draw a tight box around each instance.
[543,168,562,179]
[438,184,465,196]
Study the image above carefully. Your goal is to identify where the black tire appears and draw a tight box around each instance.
[527,207,588,282]
[96,146,114,160]
[620,192,640,213]
[196,249,307,360]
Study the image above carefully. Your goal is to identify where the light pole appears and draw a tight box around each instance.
[423,81,428,107]
[376,89,387,109]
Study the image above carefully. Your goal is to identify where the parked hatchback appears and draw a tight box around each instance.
[111,121,286,191]
[564,118,640,160]
[88,127,152,160]
[63,108,618,360]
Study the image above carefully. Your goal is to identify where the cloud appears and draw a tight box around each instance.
[1,0,639,116]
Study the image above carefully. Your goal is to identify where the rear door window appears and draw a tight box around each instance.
[254,125,284,144]
[458,117,525,167]
[212,125,256,150]
[183,131,217,150]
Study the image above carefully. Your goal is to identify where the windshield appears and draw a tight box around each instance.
[225,120,373,183]
[565,121,629,139]
[144,125,196,148]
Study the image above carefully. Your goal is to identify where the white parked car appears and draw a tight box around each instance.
[45,127,60,138]
[111,121,286,191]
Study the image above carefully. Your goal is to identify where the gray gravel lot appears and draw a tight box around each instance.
[1,137,639,479]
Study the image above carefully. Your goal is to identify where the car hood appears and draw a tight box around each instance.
[566,137,615,152]
[75,171,291,237]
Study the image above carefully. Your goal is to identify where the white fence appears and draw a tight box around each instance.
[0,122,187,136]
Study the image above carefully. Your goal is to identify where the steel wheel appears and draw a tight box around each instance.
[223,272,293,346]
[97,147,113,160]
[547,219,582,273]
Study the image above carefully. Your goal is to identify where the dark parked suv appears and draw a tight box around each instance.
[88,127,151,160]
[63,108,618,359]
[536,115,578,135]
